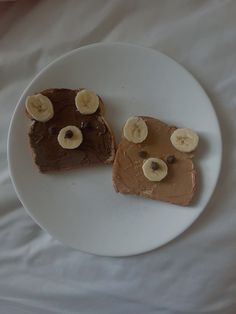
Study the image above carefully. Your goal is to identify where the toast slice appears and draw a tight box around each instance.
[27,88,116,173]
[112,116,197,206]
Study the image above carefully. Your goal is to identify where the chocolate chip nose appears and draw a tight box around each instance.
[151,161,159,171]
[64,130,73,139]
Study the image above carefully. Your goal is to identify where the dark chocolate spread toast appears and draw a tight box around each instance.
[25,88,115,173]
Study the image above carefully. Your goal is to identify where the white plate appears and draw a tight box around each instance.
[8,43,222,256]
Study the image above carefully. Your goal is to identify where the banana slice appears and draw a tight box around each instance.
[123,117,148,143]
[75,89,99,114]
[170,128,199,153]
[57,126,83,149]
[142,158,168,182]
[26,94,54,122]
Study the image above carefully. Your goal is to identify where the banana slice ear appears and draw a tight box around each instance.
[26,94,54,122]
[75,90,99,114]
[170,128,199,153]
[123,117,148,143]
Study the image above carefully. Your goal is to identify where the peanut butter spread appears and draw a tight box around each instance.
[112,117,196,206]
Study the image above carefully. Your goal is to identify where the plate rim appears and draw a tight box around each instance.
[7,42,222,256]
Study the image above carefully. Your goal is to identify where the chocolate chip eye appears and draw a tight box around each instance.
[151,161,159,171]
[166,155,176,164]
[48,126,58,135]
[138,150,148,159]
[64,130,73,139]
[80,121,90,129]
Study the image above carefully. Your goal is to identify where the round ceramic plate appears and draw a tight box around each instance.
[8,43,222,256]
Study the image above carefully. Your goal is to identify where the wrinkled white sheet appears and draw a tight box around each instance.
[0,0,236,313]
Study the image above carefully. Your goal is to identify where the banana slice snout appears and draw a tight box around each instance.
[75,89,99,114]
[26,94,54,122]
[57,126,83,149]
[123,117,148,143]
[142,158,168,182]
[170,128,199,153]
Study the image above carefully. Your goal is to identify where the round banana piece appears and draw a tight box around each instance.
[123,116,148,143]
[75,89,99,114]
[26,94,54,122]
[170,128,199,153]
[142,158,168,182]
[57,126,83,149]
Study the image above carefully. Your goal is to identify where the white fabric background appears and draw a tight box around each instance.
[0,0,236,313]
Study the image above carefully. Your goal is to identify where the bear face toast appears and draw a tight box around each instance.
[112,116,199,206]
[25,89,116,173]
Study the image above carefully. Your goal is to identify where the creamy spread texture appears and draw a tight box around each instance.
[29,89,114,172]
[112,117,196,206]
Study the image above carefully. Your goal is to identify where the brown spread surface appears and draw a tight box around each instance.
[29,89,115,173]
[112,117,196,206]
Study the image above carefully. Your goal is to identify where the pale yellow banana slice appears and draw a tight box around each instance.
[142,157,168,182]
[75,89,99,114]
[57,126,83,149]
[170,128,199,153]
[26,94,54,122]
[123,117,148,143]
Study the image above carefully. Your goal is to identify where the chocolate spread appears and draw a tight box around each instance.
[29,89,114,172]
